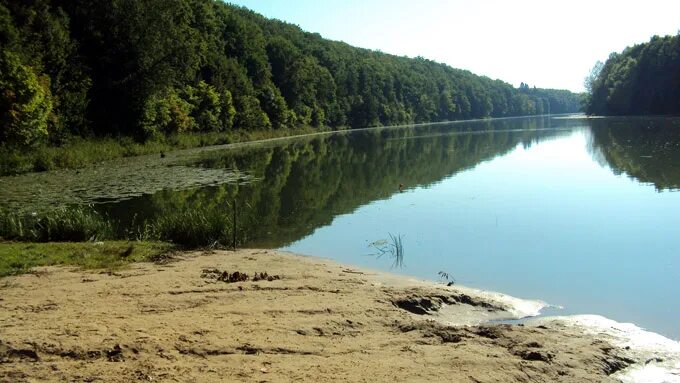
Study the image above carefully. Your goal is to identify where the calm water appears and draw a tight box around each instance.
[2,116,679,339]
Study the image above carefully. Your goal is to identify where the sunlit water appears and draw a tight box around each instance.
[284,123,680,340]
[2,115,679,340]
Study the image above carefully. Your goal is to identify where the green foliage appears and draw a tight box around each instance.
[0,240,174,277]
[1,0,582,173]
[219,89,237,131]
[0,50,52,145]
[0,125,317,176]
[0,206,112,242]
[141,89,195,137]
[258,85,288,129]
[236,95,272,130]
[2,0,91,138]
[585,35,680,115]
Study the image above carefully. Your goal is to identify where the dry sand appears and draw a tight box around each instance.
[0,249,636,382]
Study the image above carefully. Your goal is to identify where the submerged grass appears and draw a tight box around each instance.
[0,126,320,176]
[0,241,175,277]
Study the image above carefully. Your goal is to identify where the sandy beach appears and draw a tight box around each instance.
[0,249,644,382]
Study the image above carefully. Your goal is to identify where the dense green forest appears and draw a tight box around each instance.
[1,0,581,153]
[584,34,680,116]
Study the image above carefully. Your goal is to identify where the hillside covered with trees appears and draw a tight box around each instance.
[1,0,581,156]
[585,34,680,116]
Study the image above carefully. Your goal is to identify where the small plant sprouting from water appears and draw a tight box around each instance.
[438,271,456,286]
[368,233,405,269]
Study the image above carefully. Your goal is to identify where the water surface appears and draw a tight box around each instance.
[2,115,679,339]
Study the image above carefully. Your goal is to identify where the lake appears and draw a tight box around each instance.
[2,115,679,340]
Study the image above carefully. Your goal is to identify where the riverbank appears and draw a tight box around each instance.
[0,249,644,382]
[0,126,322,176]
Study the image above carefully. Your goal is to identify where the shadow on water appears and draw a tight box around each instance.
[4,115,680,338]
[586,116,680,191]
[4,115,680,248]
[94,117,573,247]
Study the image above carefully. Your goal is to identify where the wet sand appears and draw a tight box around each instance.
[0,249,636,382]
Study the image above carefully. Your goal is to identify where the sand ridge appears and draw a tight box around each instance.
[0,249,634,382]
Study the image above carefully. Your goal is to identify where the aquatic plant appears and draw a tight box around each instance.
[368,233,405,268]
[438,271,456,286]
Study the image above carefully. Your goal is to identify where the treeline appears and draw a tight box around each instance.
[585,34,680,116]
[1,0,582,149]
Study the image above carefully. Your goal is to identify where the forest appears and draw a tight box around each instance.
[1,0,582,156]
[584,34,680,116]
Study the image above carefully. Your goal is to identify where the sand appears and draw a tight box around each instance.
[0,249,636,382]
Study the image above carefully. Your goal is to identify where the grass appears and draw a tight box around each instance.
[143,207,236,248]
[1,204,242,248]
[0,205,239,277]
[0,240,175,277]
[0,207,113,242]
[0,126,321,176]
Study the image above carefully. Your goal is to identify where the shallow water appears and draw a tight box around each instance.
[282,117,680,340]
[2,115,679,340]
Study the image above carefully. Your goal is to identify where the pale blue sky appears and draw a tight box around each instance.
[227,0,679,92]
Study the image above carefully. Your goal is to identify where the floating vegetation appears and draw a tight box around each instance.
[0,150,253,213]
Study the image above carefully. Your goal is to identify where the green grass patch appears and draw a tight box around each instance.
[0,126,321,176]
[0,240,175,277]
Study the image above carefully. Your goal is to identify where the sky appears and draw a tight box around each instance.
[227,0,680,92]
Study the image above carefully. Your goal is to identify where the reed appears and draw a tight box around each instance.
[143,207,234,248]
[368,233,405,268]
[0,207,113,242]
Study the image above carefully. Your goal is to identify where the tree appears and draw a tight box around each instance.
[584,61,604,94]
[0,50,53,146]
[585,34,680,116]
